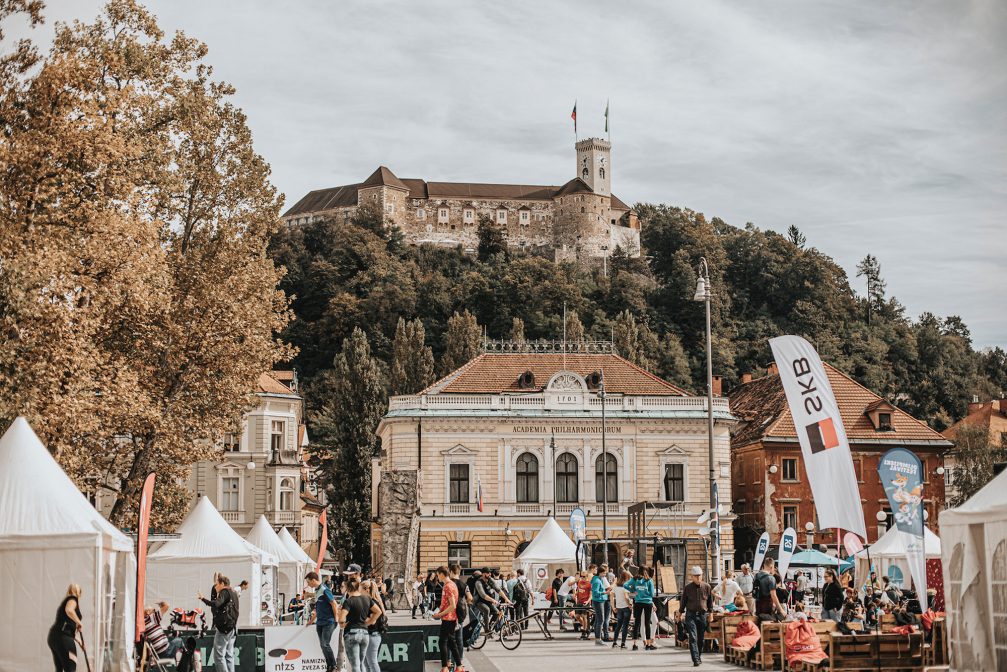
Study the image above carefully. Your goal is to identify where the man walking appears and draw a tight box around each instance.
[197,575,239,672]
[679,566,713,667]
[590,564,612,644]
[305,571,339,672]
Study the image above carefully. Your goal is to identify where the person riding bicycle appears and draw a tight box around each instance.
[474,569,505,632]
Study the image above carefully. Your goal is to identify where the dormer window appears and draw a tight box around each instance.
[497,209,507,223]
[866,399,896,431]
[438,208,449,224]
[520,211,529,224]
[878,412,892,431]
[464,209,474,223]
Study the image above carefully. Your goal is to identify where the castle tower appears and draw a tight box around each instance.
[575,137,611,197]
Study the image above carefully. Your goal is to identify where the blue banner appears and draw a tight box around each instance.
[877,448,927,596]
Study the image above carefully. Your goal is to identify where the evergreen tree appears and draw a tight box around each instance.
[477,214,507,261]
[654,331,693,389]
[565,310,585,343]
[390,317,435,395]
[856,254,887,323]
[613,310,641,363]
[441,310,482,374]
[309,328,386,565]
[510,317,526,343]
[786,225,807,249]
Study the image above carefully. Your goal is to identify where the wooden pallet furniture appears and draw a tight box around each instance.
[751,622,786,670]
[783,621,837,672]
[922,618,947,666]
[704,612,724,653]
[722,613,756,664]
[828,631,924,672]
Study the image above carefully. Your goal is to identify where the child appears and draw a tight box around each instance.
[789,602,808,622]
[175,636,202,672]
[725,593,748,613]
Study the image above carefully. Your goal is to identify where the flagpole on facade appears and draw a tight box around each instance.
[601,368,609,553]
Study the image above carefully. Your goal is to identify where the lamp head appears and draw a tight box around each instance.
[876,510,888,523]
[246,460,256,470]
[805,522,814,532]
[693,275,709,302]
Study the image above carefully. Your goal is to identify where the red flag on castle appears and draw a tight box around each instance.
[571,101,577,134]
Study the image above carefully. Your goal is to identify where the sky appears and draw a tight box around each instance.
[10,0,1007,348]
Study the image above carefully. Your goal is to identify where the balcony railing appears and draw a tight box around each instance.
[221,510,245,524]
[447,504,471,514]
[388,393,731,414]
[267,510,297,525]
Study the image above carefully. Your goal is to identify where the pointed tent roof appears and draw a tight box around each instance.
[150,496,269,562]
[278,526,315,564]
[245,515,297,564]
[940,466,1007,525]
[853,525,941,560]
[0,417,131,551]
[516,517,577,565]
[360,166,409,192]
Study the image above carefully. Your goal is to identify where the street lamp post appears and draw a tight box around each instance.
[693,257,720,586]
[805,521,815,549]
[601,370,609,553]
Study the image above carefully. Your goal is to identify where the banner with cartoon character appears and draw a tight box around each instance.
[878,447,926,597]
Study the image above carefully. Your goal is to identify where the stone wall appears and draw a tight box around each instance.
[378,470,419,582]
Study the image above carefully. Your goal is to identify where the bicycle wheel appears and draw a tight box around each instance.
[468,622,489,650]
[499,620,523,650]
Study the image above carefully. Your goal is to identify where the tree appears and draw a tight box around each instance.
[390,317,435,395]
[441,310,481,374]
[786,225,806,249]
[564,309,585,343]
[476,214,507,261]
[856,254,887,323]
[613,310,641,362]
[309,328,386,564]
[0,0,291,528]
[510,317,526,343]
[948,423,1007,507]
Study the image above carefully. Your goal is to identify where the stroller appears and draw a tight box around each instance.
[167,608,207,638]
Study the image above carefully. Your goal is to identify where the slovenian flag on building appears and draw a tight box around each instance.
[571,101,577,133]
[476,473,484,513]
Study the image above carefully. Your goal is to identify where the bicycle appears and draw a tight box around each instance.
[467,603,523,651]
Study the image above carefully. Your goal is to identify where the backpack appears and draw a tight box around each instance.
[218,588,239,633]
[513,580,528,603]
[454,581,468,621]
[752,572,768,602]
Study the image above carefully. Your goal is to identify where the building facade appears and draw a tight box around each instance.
[186,371,322,554]
[372,345,735,580]
[282,138,640,263]
[729,363,953,565]
[940,398,1007,503]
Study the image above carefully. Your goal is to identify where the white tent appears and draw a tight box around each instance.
[147,496,273,627]
[939,467,1007,671]
[853,525,942,589]
[278,526,315,565]
[514,518,578,591]
[0,417,135,672]
[246,516,304,614]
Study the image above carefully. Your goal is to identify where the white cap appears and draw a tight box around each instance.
[690,566,703,576]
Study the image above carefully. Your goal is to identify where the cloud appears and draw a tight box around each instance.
[15,0,1007,347]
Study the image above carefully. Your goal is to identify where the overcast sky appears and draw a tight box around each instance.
[14,0,1007,348]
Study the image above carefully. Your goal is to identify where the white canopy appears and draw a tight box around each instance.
[853,525,941,590]
[246,516,305,611]
[278,526,315,565]
[147,496,266,626]
[514,518,578,590]
[0,417,135,671]
[939,467,1007,671]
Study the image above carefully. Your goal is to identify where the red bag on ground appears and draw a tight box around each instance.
[731,620,761,651]
[891,624,917,635]
[784,621,827,666]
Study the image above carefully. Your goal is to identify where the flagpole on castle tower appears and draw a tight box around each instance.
[605,99,610,142]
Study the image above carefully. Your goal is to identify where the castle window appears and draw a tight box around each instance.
[464,209,474,223]
[497,210,507,223]
[416,208,426,220]
[599,167,605,179]
[520,211,529,223]
[581,207,585,213]
[385,203,394,214]
[438,208,449,224]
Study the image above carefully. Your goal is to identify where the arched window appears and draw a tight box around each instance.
[595,453,618,503]
[516,453,539,503]
[556,453,579,503]
[279,477,295,511]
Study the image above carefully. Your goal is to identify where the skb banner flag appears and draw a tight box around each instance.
[770,336,866,539]
[752,531,771,572]
[778,527,798,577]
[878,448,927,596]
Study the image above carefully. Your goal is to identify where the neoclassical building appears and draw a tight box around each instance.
[372,345,735,579]
[282,138,640,262]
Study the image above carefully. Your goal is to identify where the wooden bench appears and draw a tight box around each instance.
[722,613,756,664]
[704,612,724,652]
[828,631,924,671]
[784,621,837,672]
[922,618,947,666]
[751,622,786,670]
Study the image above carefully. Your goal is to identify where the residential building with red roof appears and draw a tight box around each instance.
[373,343,736,582]
[940,398,1007,502]
[282,137,639,263]
[729,362,952,566]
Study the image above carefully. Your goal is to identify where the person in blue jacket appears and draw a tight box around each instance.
[626,567,657,651]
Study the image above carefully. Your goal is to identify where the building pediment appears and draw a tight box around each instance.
[215,460,245,472]
[656,444,688,456]
[440,444,477,457]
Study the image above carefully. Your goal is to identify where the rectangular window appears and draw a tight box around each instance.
[223,433,239,452]
[663,464,685,502]
[782,505,798,531]
[449,464,470,504]
[497,210,506,223]
[271,420,285,454]
[464,209,474,222]
[438,208,449,223]
[416,208,426,220]
[221,477,240,511]
[854,457,864,482]
[781,458,798,482]
[447,542,471,569]
[520,211,529,222]
[878,412,892,430]
[945,466,954,488]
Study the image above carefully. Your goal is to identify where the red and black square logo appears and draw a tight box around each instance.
[805,417,839,453]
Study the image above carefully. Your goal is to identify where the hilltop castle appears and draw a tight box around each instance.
[282,138,640,262]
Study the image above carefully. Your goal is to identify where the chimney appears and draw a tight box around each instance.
[741,372,753,384]
[712,376,723,397]
[767,362,779,376]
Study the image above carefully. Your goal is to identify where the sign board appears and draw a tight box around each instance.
[569,508,587,541]
[386,623,441,662]
[531,563,549,591]
[658,566,678,595]
[264,625,340,672]
[159,633,261,672]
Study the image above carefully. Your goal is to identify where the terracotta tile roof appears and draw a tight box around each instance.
[425,181,559,201]
[942,401,1007,441]
[729,363,950,448]
[423,353,689,396]
[257,372,297,396]
[271,370,295,382]
[360,166,409,191]
[400,178,428,199]
[555,178,594,197]
[283,184,359,216]
[611,194,631,211]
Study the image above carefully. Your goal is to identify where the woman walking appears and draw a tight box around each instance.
[363,579,387,672]
[338,577,382,672]
[627,566,657,651]
[48,584,84,672]
[610,571,633,649]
